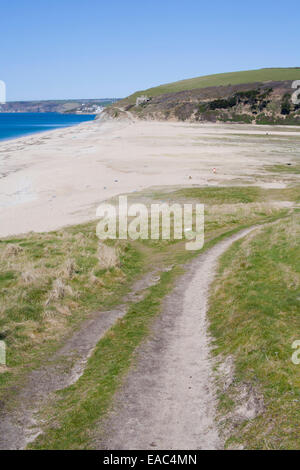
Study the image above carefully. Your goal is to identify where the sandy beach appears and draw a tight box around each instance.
[1,118,299,237]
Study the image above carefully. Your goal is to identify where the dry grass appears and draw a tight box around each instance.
[2,243,24,258]
[45,279,74,306]
[20,265,39,284]
[61,259,77,279]
[97,242,120,270]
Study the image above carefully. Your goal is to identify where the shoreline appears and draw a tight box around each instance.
[0,119,299,238]
[0,113,96,144]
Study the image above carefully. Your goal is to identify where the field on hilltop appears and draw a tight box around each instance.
[125,68,300,102]
[106,68,300,125]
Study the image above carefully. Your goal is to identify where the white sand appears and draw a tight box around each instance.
[0,119,299,237]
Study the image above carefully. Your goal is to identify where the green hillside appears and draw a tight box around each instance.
[127,67,300,102]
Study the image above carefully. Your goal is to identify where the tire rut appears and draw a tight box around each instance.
[0,268,169,450]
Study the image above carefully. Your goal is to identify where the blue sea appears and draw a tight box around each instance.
[0,113,95,142]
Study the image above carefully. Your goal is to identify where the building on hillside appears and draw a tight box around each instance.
[136,95,151,106]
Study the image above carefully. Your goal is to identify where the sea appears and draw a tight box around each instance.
[0,113,95,142]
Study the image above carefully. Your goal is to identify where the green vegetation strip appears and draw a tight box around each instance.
[209,214,300,449]
[265,164,300,175]
[169,185,300,204]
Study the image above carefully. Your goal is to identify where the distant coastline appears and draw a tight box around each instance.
[0,98,120,115]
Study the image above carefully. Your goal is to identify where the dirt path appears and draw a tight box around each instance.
[95,227,257,450]
[0,269,167,450]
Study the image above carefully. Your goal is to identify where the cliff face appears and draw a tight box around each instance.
[113,81,300,125]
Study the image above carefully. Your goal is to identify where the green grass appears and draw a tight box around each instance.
[125,68,300,102]
[0,271,16,283]
[208,215,300,449]
[29,213,291,449]
[156,185,300,205]
[265,164,300,175]
[171,186,262,204]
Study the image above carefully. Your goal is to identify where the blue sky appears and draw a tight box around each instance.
[1,0,300,101]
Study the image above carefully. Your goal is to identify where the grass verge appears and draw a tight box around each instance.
[208,214,300,449]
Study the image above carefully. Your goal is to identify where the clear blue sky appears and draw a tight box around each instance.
[1,0,300,101]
